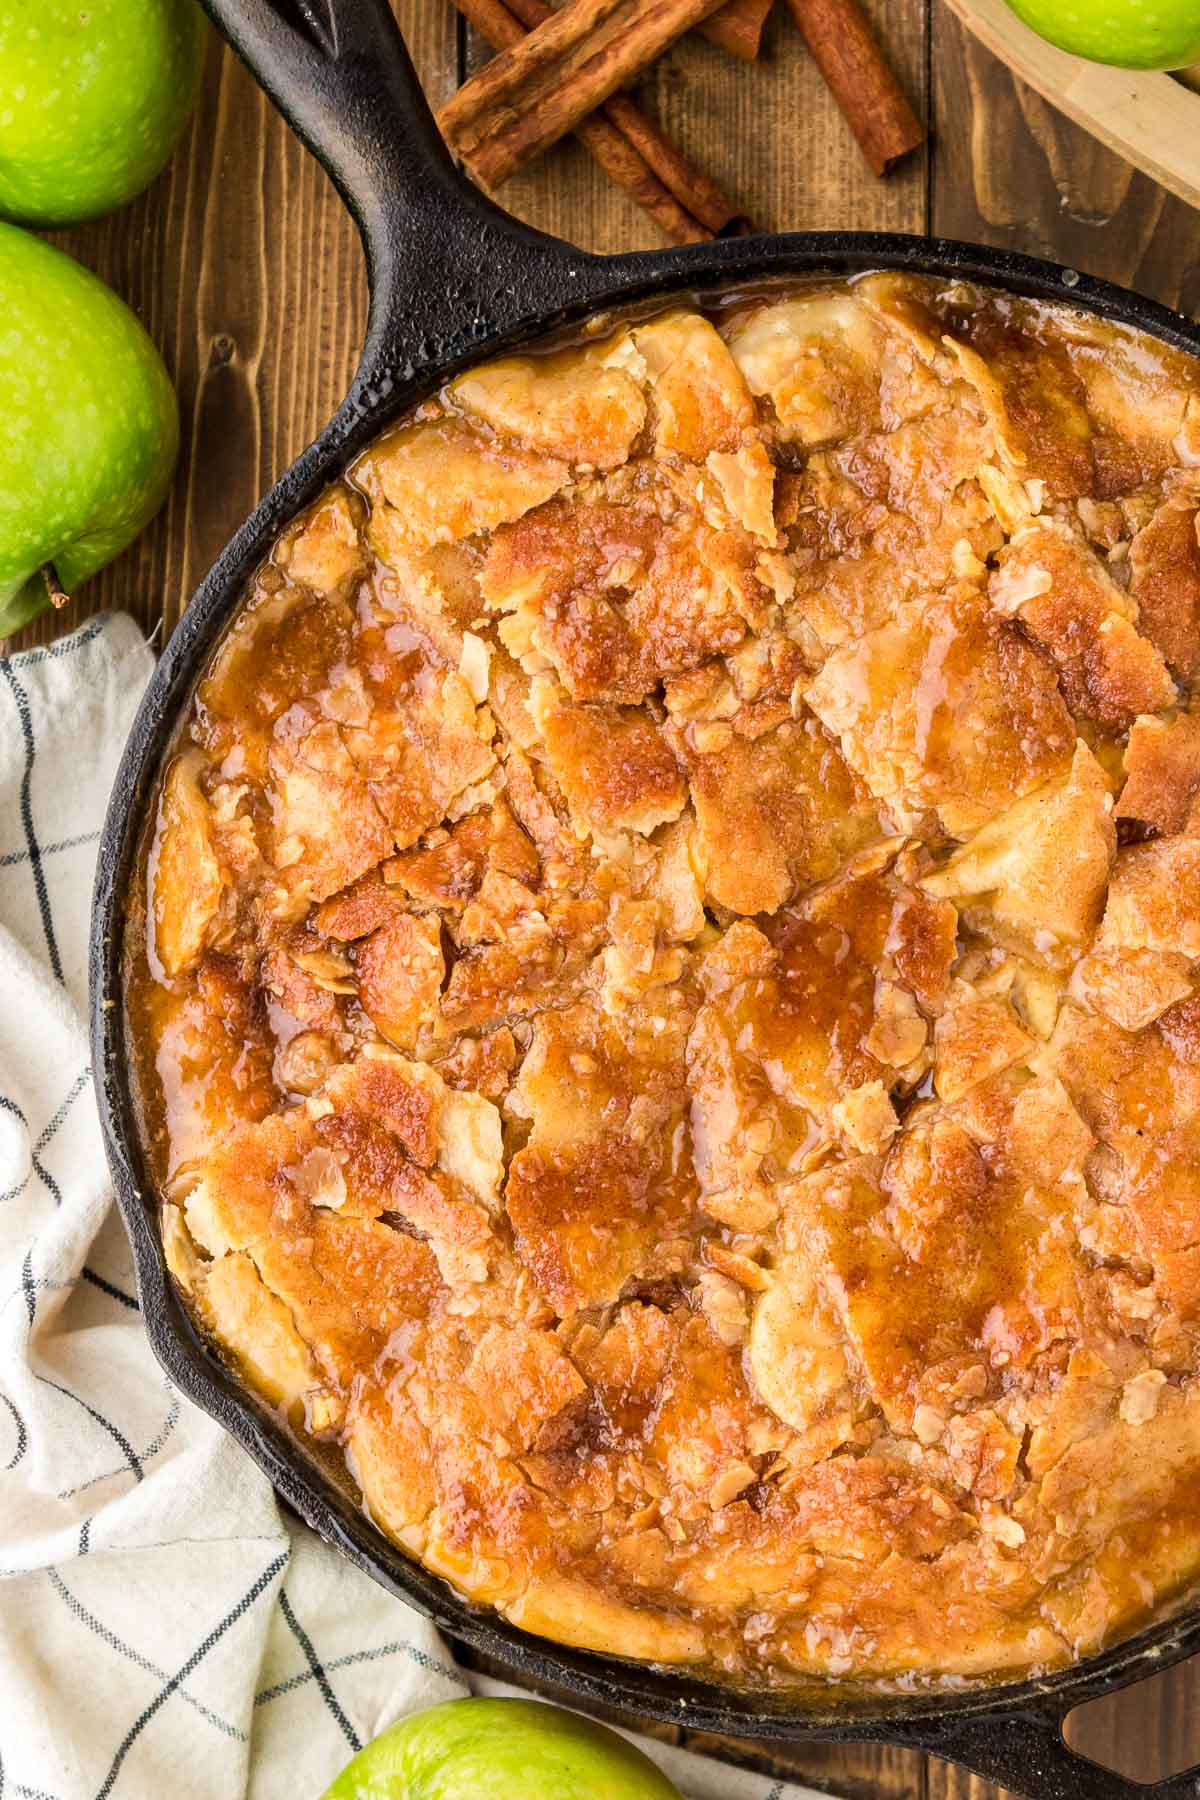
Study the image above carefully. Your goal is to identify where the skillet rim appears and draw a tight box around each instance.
[90,230,1200,1775]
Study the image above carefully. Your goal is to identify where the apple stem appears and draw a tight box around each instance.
[41,563,68,609]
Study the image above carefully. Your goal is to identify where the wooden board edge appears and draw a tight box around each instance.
[941,0,1200,211]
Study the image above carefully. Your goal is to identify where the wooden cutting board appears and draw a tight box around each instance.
[942,0,1200,211]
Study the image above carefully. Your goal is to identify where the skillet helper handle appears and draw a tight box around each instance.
[900,1692,1200,1800]
[198,0,604,404]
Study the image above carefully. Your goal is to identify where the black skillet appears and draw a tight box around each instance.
[89,2,1200,1793]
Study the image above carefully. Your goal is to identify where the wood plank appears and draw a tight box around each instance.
[1065,1656,1200,1783]
[942,0,1200,213]
[930,2,1200,313]
[685,1729,934,1797]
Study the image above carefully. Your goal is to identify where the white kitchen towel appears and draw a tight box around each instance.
[0,613,827,1800]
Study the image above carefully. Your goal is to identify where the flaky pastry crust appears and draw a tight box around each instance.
[130,275,1200,1686]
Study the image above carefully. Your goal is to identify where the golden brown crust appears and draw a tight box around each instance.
[992,521,1174,728]
[1116,711,1200,836]
[132,278,1200,1688]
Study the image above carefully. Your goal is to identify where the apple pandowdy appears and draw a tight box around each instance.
[129,274,1200,1685]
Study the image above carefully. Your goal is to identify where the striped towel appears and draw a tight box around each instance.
[0,613,827,1800]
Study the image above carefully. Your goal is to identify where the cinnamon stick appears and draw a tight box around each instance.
[500,0,750,232]
[783,0,923,176]
[601,94,750,234]
[438,0,732,189]
[698,0,774,61]
[455,0,532,48]
[576,112,715,241]
[452,0,712,240]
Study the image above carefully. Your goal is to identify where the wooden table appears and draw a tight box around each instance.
[13,1,1200,1792]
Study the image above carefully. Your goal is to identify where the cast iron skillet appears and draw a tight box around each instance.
[90,1,1200,1793]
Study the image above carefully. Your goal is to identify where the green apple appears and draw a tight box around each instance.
[0,224,179,637]
[0,0,207,226]
[1003,0,1200,68]
[320,1698,684,1800]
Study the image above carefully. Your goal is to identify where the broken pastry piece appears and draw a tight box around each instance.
[1128,483,1200,680]
[448,338,646,470]
[1116,711,1200,838]
[148,750,228,978]
[530,676,686,840]
[805,578,1076,835]
[354,414,569,557]
[634,309,758,459]
[1071,817,1200,1032]
[671,710,881,915]
[922,741,1115,959]
[133,278,1200,1688]
[725,290,883,448]
[990,520,1174,728]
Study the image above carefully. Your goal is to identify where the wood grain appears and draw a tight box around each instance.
[6,1,1200,1793]
[931,2,1200,314]
[1064,1655,1200,1782]
[942,0,1200,213]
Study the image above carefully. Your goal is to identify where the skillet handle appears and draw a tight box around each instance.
[199,0,612,414]
[898,1692,1200,1800]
